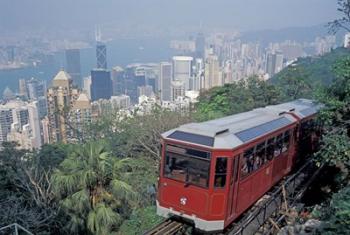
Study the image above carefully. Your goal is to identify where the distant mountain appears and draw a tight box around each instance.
[241,24,345,46]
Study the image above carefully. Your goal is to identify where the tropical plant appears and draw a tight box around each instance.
[51,141,136,235]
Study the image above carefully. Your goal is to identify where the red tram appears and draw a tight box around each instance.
[156,99,322,232]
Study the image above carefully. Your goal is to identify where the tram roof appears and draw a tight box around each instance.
[162,99,322,149]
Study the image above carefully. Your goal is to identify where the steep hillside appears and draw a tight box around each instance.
[271,47,350,88]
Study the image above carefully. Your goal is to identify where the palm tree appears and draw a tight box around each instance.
[51,141,135,235]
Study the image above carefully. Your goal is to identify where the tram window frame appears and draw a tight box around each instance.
[255,141,266,169]
[266,137,275,160]
[164,145,211,188]
[275,134,283,157]
[241,147,254,178]
[282,131,291,153]
[214,157,228,188]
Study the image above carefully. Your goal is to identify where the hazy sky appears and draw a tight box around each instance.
[0,0,340,33]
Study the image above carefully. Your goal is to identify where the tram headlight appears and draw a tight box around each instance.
[180,197,187,205]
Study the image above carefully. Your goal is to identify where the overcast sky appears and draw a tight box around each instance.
[0,0,340,33]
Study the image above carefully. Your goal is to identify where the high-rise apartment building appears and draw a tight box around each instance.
[0,100,41,149]
[0,108,13,144]
[345,33,350,48]
[65,49,82,87]
[47,70,79,143]
[69,93,91,142]
[90,69,112,101]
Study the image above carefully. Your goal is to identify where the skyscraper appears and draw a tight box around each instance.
[47,70,79,143]
[96,43,107,69]
[195,32,205,59]
[173,56,193,91]
[90,69,112,101]
[26,77,47,118]
[159,62,172,101]
[65,49,82,87]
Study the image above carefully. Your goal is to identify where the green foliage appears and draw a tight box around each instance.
[118,206,163,235]
[195,76,282,121]
[0,142,64,234]
[86,108,192,161]
[52,141,136,234]
[317,186,350,234]
[34,144,68,170]
[271,65,313,101]
[315,56,350,184]
[315,131,350,170]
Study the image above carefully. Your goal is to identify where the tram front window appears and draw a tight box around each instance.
[164,145,210,188]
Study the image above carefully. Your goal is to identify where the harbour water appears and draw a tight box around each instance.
[0,37,176,93]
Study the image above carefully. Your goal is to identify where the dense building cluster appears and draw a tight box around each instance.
[0,32,347,149]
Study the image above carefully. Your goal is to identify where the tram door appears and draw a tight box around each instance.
[227,155,240,220]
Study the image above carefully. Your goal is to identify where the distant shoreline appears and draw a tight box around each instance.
[0,63,30,71]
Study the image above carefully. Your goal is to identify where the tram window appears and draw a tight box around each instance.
[215,158,227,188]
[256,141,266,168]
[241,148,254,178]
[275,134,283,157]
[266,138,275,160]
[164,146,211,188]
[282,131,290,152]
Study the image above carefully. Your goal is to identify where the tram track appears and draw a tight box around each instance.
[143,219,184,235]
